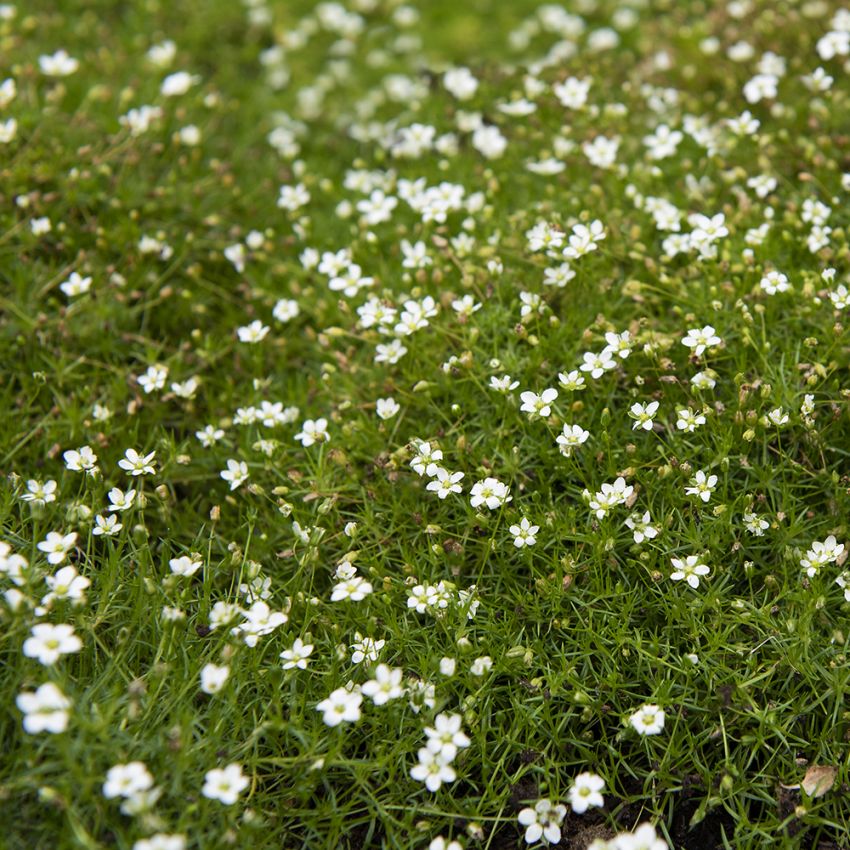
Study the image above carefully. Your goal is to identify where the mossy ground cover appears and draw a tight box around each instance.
[3,1,850,848]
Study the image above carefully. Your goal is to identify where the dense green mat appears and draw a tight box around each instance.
[3,1,850,848]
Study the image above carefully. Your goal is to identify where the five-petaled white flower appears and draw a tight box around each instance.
[220,459,249,490]
[556,424,590,457]
[316,686,362,727]
[361,664,405,705]
[202,764,250,804]
[103,762,155,799]
[119,449,156,476]
[568,772,605,814]
[37,531,78,565]
[628,703,666,735]
[517,798,568,845]
[16,683,72,734]
[410,748,457,791]
[295,418,330,447]
[280,638,314,670]
[670,555,710,588]
[625,511,658,544]
[509,517,539,548]
[685,469,717,503]
[681,325,721,357]
[469,477,511,510]
[519,388,558,418]
[630,401,659,431]
[426,467,464,499]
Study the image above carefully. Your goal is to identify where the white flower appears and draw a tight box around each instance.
[556,424,590,457]
[444,67,478,100]
[331,576,373,602]
[295,418,329,447]
[517,798,568,845]
[684,469,717,503]
[630,401,659,431]
[760,271,790,295]
[439,657,456,676]
[161,71,199,97]
[563,220,606,259]
[681,325,721,357]
[120,105,163,136]
[766,407,789,427]
[743,73,778,104]
[836,571,850,603]
[273,299,299,322]
[0,77,16,108]
[137,364,169,393]
[375,339,408,364]
[316,687,362,726]
[605,331,632,359]
[360,664,404,705]
[133,834,187,850]
[424,713,471,760]
[801,535,845,578]
[670,555,710,589]
[643,124,683,160]
[469,655,492,676]
[220,459,249,490]
[579,348,616,379]
[146,40,176,68]
[171,377,199,399]
[691,371,716,390]
[558,370,586,391]
[743,512,769,536]
[200,663,230,694]
[39,49,79,77]
[103,762,154,799]
[625,511,658,544]
[232,601,288,647]
[277,182,310,211]
[37,531,78,565]
[588,477,633,519]
[429,838,464,850]
[451,294,482,317]
[43,565,90,606]
[519,388,558,418]
[628,704,665,735]
[376,397,400,420]
[676,408,706,432]
[410,748,456,791]
[469,477,511,510]
[568,772,605,814]
[107,487,136,512]
[236,320,270,343]
[92,514,122,537]
[817,30,850,61]
[202,764,249,804]
[426,467,465,499]
[280,637,314,670]
[471,124,507,159]
[16,683,72,734]
[490,375,520,393]
[118,448,156,476]
[583,135,620,169]
[21,479,57,506]
[169,555,203,577]
[411,441,443,477]
[350,633,385,664]
[509,518,539,548]
[553,76,591,109]
[59,272,92,297]
[64,445,98,474]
